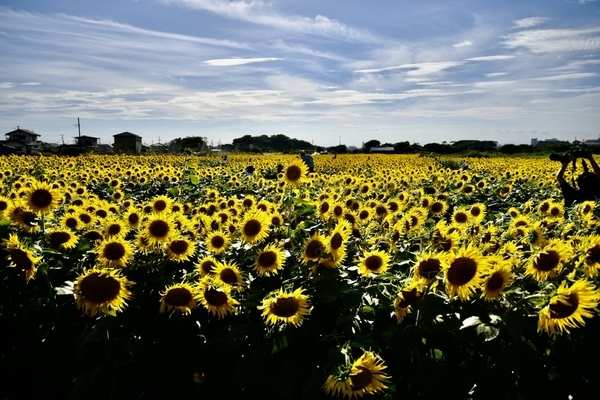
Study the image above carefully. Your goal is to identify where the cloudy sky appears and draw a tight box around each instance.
[1,0,599,148]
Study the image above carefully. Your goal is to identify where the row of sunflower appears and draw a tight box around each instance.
[1,153,600,399]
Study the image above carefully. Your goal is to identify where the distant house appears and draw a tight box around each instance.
[370,146,395,153]
[75,135,100,148]
[583,136,600,147]
[2,128,42,154]
[113,132,142,154]
[531,138,565,147]
[168,138,183,153]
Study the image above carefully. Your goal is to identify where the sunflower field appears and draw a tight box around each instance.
[1,153,600,399]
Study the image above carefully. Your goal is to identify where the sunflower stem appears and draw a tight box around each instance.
[42,268,59,320]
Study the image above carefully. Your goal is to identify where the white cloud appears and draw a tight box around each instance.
[164,0,380,43]
[512,17,549,29]
[466,55,515,61]
[21,82,41,86]
[354,61,463,75]
[485,72,508,77]
[474,80,516,87]
[453,40,472,48]
[535,72,597,80]
[503,27,600,53]
[204,57,281,66]
[0,82,15,89]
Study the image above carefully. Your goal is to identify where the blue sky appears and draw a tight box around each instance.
[1,0,599,148]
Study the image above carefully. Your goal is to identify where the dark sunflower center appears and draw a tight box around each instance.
[330,233,343,250]
[333,206,343,217]
[83,231,103,241]
[286,165,302,181]
[534,251,560,272]
[439,238,453,252]
[258,251,277,268]
[79,214,92,224]
[243,219,262,237]
[219,268,238,284]
[540,203,550,213]
[586,245,600,265]
[320,202,330,214]
[350,367,373,391]
[31,189,53,208]
[376,205,387,217]
[454,212,468,223]
[201,261,216,274]
[210,235,225,248]
[22,211,38,227]
[397,288,418,308]
[107,224,121,236]
[204,287,228,307]
[167,240,188,255]
[149,220,170,238]
[270,297,299,317]
[549,294,579,319]
[447,257,477,286]
[418,259,441,278]
[128,213,140,225]
[471,207,481,217]
[79,273,121,303]
[486,272,505,291]
[365,255,383,271]
[242,199,253,208]
[0,200,8,211]
[154,200,167,211]
[103,242,126,261]
[583,204,592,214]
[431,201,444,214]
[49,231,71,246]
[10,248,33,271]
[96,210,108,219]
[164,288,193,306]
[305,240,324,259]
[388,202,399,212]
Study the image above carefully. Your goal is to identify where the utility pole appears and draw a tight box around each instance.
[77,118,82,151]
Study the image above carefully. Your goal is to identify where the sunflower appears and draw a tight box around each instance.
[103,217,128,239]
[525,239,573,281]
[577,201,595,220]
[195,255,219,276]
[324,350,390,399]
[73,268,134,317]
[413,251,444,282]
[429,199,448,216]
[213,261,245,290]
[357,249,392,277]
[481,257,513,302]
[302,233,327,264]
[165,237,196,262]
[96,238,134,268]
[538,279,600,336]
[4,234,42,282]
[394,281,422,324]
[443,244,489,301]
[576,235,600,278]
[468,203,486,224]
[451,207,471,225]
[46,228,79,250]
[160,282,198,315]
[239,209,271,244]
[142,214,177,247]
[60,212,81,231]
[149,195,173,214]
[258,287,311,327]
[0,195,10,216]
[328,220,351,259]
[283,160,308,185]
[197,277,239,319]
[26,180,61,213]
[254,244,286,277]
[204,230,230,254]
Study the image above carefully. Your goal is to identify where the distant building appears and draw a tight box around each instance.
[113,132,142,154]
[370,146,395,153]
[583,136,600,146]
[2,128,42,154]
[531,138,565,147]
[75,135,100,148]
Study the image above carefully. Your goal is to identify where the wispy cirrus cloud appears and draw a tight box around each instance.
[163,0,381,43]
[534,72,597,81]
[512,17,549,29]
[204,57,281,66]
[354,61,463,76]
[453,40,472,48]
[503,27,600,53]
